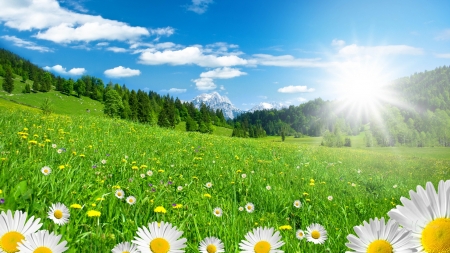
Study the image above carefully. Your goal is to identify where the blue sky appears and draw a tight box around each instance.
[1,0,449,110]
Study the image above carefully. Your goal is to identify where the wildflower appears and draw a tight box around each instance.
[239,227,284,252]
[41,166,51,175]
[70,204,82,209]
[0,199,4,204]
[177,186,183,191]
[351,183,356,187]
[238,206,244,211]
[154,206,167,214]
[245,202,255,213]
[199,236,225,253]
[172,204,183,209]
[393,184,398,188]
[266,185,271,191]
[17,230,68,253]
[58,165,65,170]
[126,196,136,205]
[132,166,139,170]
[241,173,247,179]
[204,193,212,198]
[293,200,302,208]
[111,241,139,253]
[86,210,101,217]
[48,203,70,225]
[328,196,333,201]
[296,229,305,240]
[306,223,328,244]
[52,144,57,148]
[140,165,148,169]
[57,149,63,154]
[205,182,213,188]
[101,159,107,164]
[158,169,164,173]
[132,221,187,253]
[140,174,145,178]
[115,189,125,199]
[96,198,105,201]
[146,170,153,176]
[0,210,43,253]
[279,225,292,230]
[79,154,85,158]
[213,207,223,217]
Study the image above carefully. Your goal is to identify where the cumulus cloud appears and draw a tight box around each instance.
[160,88,187,93]
[338,44,423,56]
[138,46,248,67]
[1,35,52,52]
[0,0,173,43]
[331,39,345,47]
[104,66,141,78]
[43,65,86,75]
[192,77,216,90]
[200,67,247,79]
[106,47,127,53]
[252,54,327,67]
[277,85,315,93]
[96,42,109,47]
[187,0,213,14]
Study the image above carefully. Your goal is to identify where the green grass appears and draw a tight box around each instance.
[0,99,449,252]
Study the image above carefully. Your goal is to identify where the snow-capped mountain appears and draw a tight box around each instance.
[192,92,244,119]
[247,102,287,113]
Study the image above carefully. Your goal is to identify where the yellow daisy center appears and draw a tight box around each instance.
[0,231,25,253]
[149,238,170,253]
[367,239,393,253]
[298,232,304,237]
[206,244,217,253]
[117,192,122,196]
[54,210,63,219]
[421,218,450,253]
[122,252,130,253]
[43,169,49,173]
[33,246,53,253]
[254,240,271,253]
[215,210,220,215]
[247,206,252,210]
[128,199,134,203]
[311,230,321,239]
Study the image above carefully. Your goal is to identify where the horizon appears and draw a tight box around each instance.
[0,0,449,110]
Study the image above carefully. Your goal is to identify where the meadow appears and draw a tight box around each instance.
[0,98,449,252]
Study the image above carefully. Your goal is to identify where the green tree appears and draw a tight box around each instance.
[74,79,86,98]
[40,72,52,92]
[63,78,74,95]
[2,66,14,93]
[40,98,53,115]
[103,89,124,118]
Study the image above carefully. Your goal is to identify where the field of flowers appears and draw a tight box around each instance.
[0,100,449,252]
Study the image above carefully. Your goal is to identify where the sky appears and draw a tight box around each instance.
[0,0,449,110]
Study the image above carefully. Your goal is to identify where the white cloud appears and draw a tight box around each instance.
[331,39,345,47]
[104,66,141,78]
[187,0,213,14]
[297,97,308,103]
[160,88,187,93]
[435,53,450,58]
[277,85,315,93]
[96,42,109,47]
[252,54,327,67]
[106,47,127,53]
[200,67,247,79]
[43,65,86,75]
[1,35,52,52]
[435,29,450,41]
[0,0,172,43]
[138,46,248,67]
[338,44,423,56]
[192,77,216,90]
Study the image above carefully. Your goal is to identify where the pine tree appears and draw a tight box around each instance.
[2,66,14,93]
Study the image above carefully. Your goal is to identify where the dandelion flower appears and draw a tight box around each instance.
[278,225,292,230]
[199,236,225,253]
[87,210,101,217]
[154,206,167,214]
[17,230,68,253]
[111,241,139,253]
[70,204,82,209]
[132,221,187,253]
[305,223,327,244]
[213,207,223,217]
[239,227,284,253]
[296,229,305,240]
[41,166,51,175]
[126,196,136,205]
[387,180,450,253]
[293,200,302,208]
[245,202,255,213]
[48,203,70,225]
[345,217,414,253]
[203,193,211,198]
[115,189,125,199]
[0,210,42,253]
[205,182,213,188]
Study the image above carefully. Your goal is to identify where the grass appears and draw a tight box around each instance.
[0,98,449,252]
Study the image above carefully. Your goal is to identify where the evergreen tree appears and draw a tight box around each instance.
[40,72,52,92]
[128,90,139,121]
[103,89,124,118]
[23,83,31,93]
[2,66,14,93]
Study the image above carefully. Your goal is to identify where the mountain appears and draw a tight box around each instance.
[248,102,287,113]
[192,92,244,119]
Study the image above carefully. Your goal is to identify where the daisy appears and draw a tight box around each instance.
[241,173,247,179]
[293,200,302,208]
[213,207,223,217]
[0,210,43,253]
[387,180,450,253]
[239,227,284,253]
[296,229,305,240]
[199,236,225,253]
[205,182,213,188]
[245,202,255,213]
[327,196,333,201]
[17,230,68,253]
[101,159,107,164]
[140,174,146,178]
[115,189,125,199]
[41,166,52,175]
[48,203,70,225]
[238,206,244,211]
[132,221,187,253]
[111,241,140,253]
[345,217,414,253]
[126,196,136,205]
[146,170,153,176]
[177,186,183,191]
[305,223,327,244]
[266,185,271,191]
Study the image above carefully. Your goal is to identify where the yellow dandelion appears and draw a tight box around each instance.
[203,193,212,198]
[70,204,82,209]
[86,210,101,217]
[279,225,292,230]
[154,206,167,214]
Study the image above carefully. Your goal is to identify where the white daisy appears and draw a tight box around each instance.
[296,229,305,240]
[17,230,68,253]
[101,159,107,164]
[115,189,125,199]
[199,236,225,253]
[205,182,213,188]
[146,170,153,176]
[327,196,333,201]
[0,210,43,253]
[238,206,244,212]
[48,203,70,225]
[140,174,146,178]
[239,227,284,253]
[345,217,414,253]
[126,196,136,205]
[41,166,52,176]
[213,207,223,217]
[177,186,183,191]
[52,144,57,148]
[241,173,247,179]
[305,223,328,244]
[245,202,255,213]
[388,180,450,253]
[266,185,271,191]
[293,200,302,208]
[111,241,140,253]
[132,221,187,253]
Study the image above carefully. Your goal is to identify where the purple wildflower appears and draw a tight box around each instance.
[0,199,4,204]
